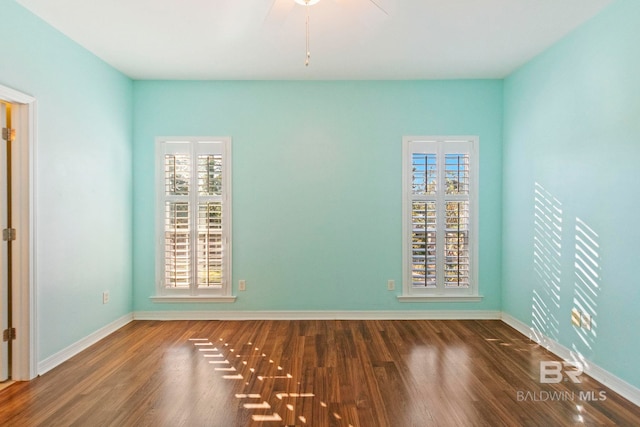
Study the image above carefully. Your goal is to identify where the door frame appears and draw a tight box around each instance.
[0,84,37,380]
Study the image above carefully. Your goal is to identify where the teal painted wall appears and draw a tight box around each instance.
[133,80,503,312]
[503,0,640,388]
[0,0,133,361]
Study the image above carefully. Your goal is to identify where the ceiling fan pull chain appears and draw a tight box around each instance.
[305,2,311,66]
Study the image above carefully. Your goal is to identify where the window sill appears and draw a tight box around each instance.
[150,295,237,303]
[397,295,483,303]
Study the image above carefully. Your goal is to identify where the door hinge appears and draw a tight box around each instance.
[3,328,16,342]
[2,127,15,142]
[2,228,16,241]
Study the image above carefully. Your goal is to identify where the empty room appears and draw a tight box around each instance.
[1,0,639,425]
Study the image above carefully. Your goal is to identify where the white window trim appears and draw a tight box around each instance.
[152,137,235,303]
[400,136,482,302]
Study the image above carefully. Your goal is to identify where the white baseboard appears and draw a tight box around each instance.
[501,312,640,407]
[37,313,133,376]
[133,310,502,321]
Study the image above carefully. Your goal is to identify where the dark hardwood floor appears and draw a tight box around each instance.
[0,320,639,426]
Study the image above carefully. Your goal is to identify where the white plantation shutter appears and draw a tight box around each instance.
[157,138,231,297]
[403,137,478,298]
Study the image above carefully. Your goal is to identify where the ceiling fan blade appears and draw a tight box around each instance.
[264,0,296,27]
[366,0,388,16]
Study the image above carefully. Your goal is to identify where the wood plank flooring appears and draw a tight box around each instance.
[1,320,639,426]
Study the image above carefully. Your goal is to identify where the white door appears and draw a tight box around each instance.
[0,102,8,381]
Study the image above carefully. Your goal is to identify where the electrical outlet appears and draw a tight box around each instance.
[581,312,591,330]
[102,291,110,304]
[239,280,246,291]
[571,308,581,326]
[387,280,395,291]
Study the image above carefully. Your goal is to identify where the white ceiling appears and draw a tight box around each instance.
[16,0,613,80]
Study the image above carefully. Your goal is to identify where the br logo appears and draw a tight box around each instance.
[539,361,583,383]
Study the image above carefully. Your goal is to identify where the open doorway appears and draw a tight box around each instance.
[0,84,37,383]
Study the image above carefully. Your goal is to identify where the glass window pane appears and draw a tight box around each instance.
[165,154,190,196]
[198,154,223,196]
[444,153,470,195]
[412,153,437,195]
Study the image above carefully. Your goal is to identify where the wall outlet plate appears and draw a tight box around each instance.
[387,280,395,291]
[102,291,110,304]
[238,280,246,291]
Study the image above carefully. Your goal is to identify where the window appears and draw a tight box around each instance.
[153,137,234,302]
[400,136,480,301]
